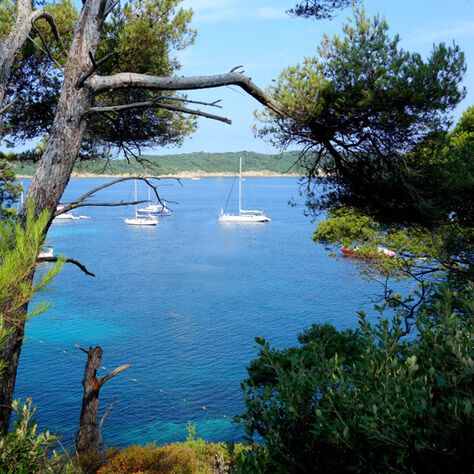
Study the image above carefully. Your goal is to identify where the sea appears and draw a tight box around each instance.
[14,177,384,447]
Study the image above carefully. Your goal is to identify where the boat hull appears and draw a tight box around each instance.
[136,209,171,217]
[124,218,158,226]
[341,246,395,258]
[219,213,271,223]
[54,214,79,221]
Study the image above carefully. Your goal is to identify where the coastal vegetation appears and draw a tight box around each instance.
[4,150,305,176]
[236,6,473,474]
[0,1,472,473]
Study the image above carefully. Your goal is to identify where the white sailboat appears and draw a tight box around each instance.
[136,184,172,217]
[219,157,271,223]
[124,179,158,226]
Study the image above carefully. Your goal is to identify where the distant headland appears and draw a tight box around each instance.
[12,150,306,178]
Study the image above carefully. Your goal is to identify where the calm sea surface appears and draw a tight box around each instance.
[15,177,382,446]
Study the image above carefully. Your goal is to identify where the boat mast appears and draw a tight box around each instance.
[134,179,138,217]
[146,168,151,204]
[239,156,242,215]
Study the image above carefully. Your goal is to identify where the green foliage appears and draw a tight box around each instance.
[0,312,13,377]
[288,0,356,19]
[237,287,474,473]
[0,201,64,326]
[2,0,197,160]
[0,398,79,473]
[0,0,16,40]
[313,207,457,280]
[84,0,197,158]
[1,0,77,142]
[256,8,467,226]
[0,157,22,220]
[98,438,233,473]
[185,421,196,442]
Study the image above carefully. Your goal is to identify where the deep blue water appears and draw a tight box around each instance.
[15,177,382,447]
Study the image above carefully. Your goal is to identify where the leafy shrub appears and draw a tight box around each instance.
[0,399,79,473]
[237,288,474,473]
[99,438,232,473]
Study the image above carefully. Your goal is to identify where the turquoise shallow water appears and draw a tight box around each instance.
[15,177,382,446]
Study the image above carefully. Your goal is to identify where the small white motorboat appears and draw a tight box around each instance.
[38,246,54,258]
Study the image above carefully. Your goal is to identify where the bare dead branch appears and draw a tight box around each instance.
[89,100,232,124]
[30,10,65,53]
[98,396,117,445]
[0,96,18,114]
[99,364,131,387]
[37,256,95,277]
[28,21,64,74]
[104,0,120,19]
[27,33,64,73]
[58,200,148,214]
[229,65,244,73]
[88,96,223,114]
[88,72,283,115]
[54,176,174,215]
[75,344,89,354]
[98,0,108,20]
[162,96,223,108]
[157,102,231,124]
[76,52,115,89]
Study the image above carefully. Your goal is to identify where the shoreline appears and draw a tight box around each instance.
[16,170,303,179]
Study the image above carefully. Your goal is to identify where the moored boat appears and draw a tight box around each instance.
[341,246,395,258]
[219,157,271,223]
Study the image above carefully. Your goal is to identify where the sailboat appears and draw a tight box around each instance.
[219,157,271,223]
[136,183,172,217]
[124,180,158,226]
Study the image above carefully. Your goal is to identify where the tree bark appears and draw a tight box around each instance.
[75,344,130,456]
[89,72,282,114]
[75,346,103,456]
[0,321,25,434]
[23,1,103,219]
[0,0,104,434]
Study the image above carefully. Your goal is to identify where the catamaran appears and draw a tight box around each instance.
[219,157,271,223]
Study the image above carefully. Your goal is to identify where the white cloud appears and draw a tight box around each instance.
[255,7,287,20]
[404,21,474,46]
[180,0,287,23]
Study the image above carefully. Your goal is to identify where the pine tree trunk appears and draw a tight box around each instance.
[0,0,103,434]
[0,0,31,123]
[0,322,25,434]
[23,0,102,218]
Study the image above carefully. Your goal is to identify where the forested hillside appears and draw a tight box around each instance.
[8,150,305,175]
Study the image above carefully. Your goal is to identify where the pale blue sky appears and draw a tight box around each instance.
[168,0,474,154]
[5,0,474,156]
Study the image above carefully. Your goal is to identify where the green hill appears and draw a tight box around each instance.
[10,150,305,175]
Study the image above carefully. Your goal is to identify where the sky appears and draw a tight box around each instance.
[161,0,474,155]
[4,0,474,156]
